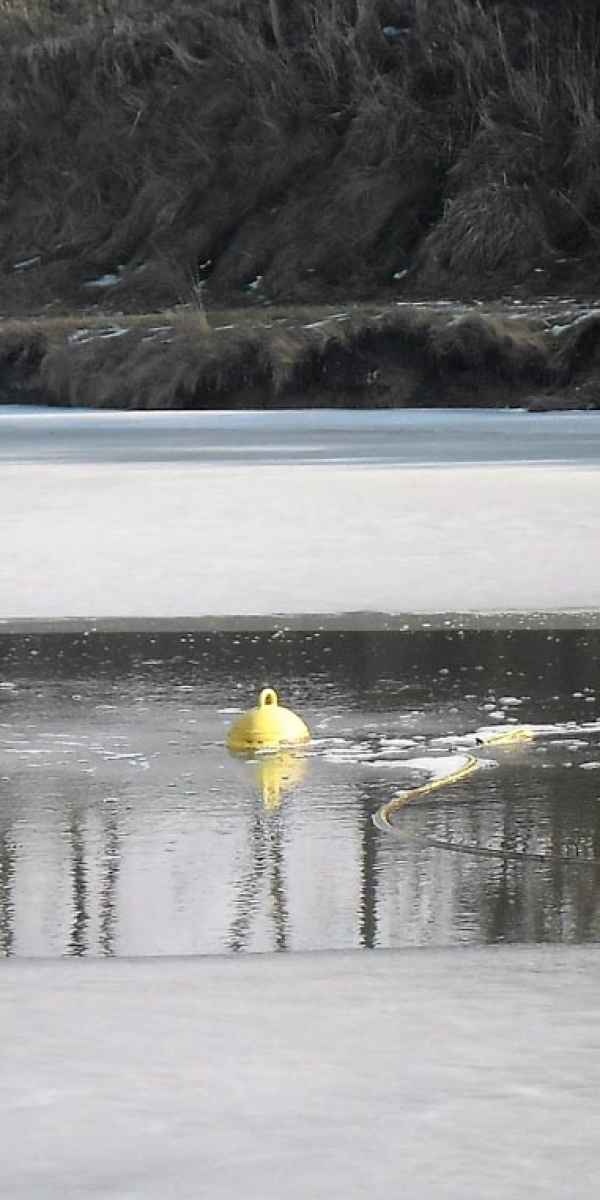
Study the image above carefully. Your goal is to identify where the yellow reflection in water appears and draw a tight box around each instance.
[254,751,308,810]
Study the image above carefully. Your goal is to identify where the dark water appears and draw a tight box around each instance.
[1,628,599,957]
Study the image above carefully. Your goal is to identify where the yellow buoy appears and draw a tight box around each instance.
[226,687,310,753]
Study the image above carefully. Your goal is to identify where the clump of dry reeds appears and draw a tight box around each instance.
[417,184,552,286]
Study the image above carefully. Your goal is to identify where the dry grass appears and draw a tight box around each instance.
[1,301,568,410]
[418,184,552,285]
[1,1,600,322]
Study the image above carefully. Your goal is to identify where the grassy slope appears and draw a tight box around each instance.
[2,0,600,408]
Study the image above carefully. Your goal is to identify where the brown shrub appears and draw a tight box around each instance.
[416,184,552,290]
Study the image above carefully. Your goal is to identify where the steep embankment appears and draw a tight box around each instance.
[2,0,600,407]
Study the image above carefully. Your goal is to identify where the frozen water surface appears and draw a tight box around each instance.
[2,409,600,619]
[2,945,600,1200]
[2,406,600,465]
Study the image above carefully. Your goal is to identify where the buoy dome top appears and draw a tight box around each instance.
[226,686,310,753]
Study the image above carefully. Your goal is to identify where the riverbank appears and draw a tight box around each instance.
[3,298,600,410]
[3,946,599,1198]
[4,3,600,409]
[2,2,600,316]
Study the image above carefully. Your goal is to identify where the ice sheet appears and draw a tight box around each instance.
[2,947,599,1199]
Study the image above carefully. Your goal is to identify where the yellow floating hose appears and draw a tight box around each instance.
[476,726,535,747]
[375,726,536,831]
[376,753,480,829]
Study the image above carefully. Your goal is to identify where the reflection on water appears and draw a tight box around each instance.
[1,628,600,956]
[0,828,14,956]
[254,752,307,811]
[228,800,289,953]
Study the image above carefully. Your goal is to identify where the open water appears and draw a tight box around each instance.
[1,626,599,956]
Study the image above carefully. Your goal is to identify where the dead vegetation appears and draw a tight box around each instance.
[3,301,590,410]
[1,1,600,319]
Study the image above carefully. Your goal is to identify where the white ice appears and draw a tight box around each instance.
[2,947,599,1200]
[2,408,600,618]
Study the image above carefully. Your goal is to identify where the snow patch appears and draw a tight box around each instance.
[13,256,41,271]
[83,274,120,289]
